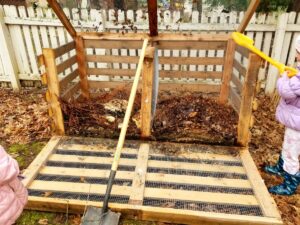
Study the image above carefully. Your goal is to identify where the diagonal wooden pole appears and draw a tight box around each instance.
[237,0,260,33]
[147,0,158,36]
[47,0,77,38]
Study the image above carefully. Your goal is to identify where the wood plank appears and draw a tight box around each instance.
[39,167,134,180]
[144,188,258,206]
[47,0,76,38]
[159,57,224,65]
[158,41,227,50]
[87,68,136,76]
[26,197,283,225]
[54,41,75,58]
[231,73,243,93]
[22,136,62,187]
[160,71,223,79]
[237,0,261,33]
[61,82,80,101]
[43,48,65,135]
[240,150,281,218]
[147,0,158,36]
[48,154,137,166]
[229,87,241,113]
[29,180,132,196]
[57,55,77,74]
[75,36,90,99]
[237,54,261,146]
[79,33,230,42]
[233,59,247,76]
[84,39,143,49]
[236,45,250,58]
[59,69,79,90]
[39,166,251,189]
[129,143,150,205]
[141,47,155,137]
[219,39,235,104]
[86,55,139,64]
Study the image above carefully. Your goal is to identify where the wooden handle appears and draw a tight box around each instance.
[237,0,260,33]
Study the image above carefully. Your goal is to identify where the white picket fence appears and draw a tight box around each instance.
[0,5,300,93]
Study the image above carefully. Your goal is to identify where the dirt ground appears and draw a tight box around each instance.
[0,87,299,225]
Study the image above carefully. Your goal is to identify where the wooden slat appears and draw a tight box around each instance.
[47,0,76,38]
[54,41,75,58]
[75,36,90,99]
[87,68,136,76]
[144,188,258,206]
[129,143,149,205]
[57,55,77,74]
[79,33,230,42]
[237,54,261,146]
[146,173,251,189]
[59,69,79,90]
[86,55,139,64]
[229,87,241,113]
[240,150,281,218]
[233,59,247,76]
[231,73,243,93]
[84,39,143,49]
[22,136,61,187]
[61,82,80,101]
[49,154,137,166]
[159,57,224,65]
[158,41,227,50]
[30,180,132,196]
[39,167,134,180]
[160,71,223,79]
[57,143,138,154]
[219,39,235,104]
[236,45,250,58]
[237,0,261,33]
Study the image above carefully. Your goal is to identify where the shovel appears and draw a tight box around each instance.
[81,39,149,225]
[232,32,297,77]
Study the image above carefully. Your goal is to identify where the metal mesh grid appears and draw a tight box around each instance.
[143,198,263,216]
[55,149,137,159]
[29,190,129,204]
[46,161,135,171]
[147,167,247,179]
[149,155,242,167]
[35,174,132,186]
[145,181,253,195]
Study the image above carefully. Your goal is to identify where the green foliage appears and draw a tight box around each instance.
[16,210,57,225]
[206,0,293,12]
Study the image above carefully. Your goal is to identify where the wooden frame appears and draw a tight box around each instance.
[23,137,282,225]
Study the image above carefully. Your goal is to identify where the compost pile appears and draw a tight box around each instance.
[61,89,238,145]
[249,92,300,225]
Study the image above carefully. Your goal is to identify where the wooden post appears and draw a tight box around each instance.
[0,7,20,91]
[219,39,235,104]
[237,0,260,33]
[43,48,65,135]
[147,0,158,36]
[75,36,90,99]
[141,46,156,138]
[237,53,261,146]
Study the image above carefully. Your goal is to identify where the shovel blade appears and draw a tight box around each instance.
[81,206,121,225]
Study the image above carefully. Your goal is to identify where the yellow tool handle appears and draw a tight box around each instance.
[232,32,297,77]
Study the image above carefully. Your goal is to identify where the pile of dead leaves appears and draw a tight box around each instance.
[0,88,51,145]
[249,92,300,225]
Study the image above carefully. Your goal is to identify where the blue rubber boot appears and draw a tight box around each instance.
[264,155,284,176]
[269,172,300,196]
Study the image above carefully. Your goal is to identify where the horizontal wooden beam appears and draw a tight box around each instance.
[57,56,77,74]
[84,39,143,49]
[61,82,80,101]
[54,41,75,58]
[233,59,247,76]
[236,45,250,58]
[157,41,227,50]
[59,69,79,91]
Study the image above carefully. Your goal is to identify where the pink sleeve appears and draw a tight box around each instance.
[0,146,19,186]
[277,73,298,100]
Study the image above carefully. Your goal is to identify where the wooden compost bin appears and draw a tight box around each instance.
[25,32,284,225]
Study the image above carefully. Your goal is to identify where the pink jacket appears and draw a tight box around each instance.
[0,146,28,225]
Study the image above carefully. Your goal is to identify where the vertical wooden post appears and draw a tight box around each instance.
[141,46,156,138]
[147,0,158,36]
[219,39,235,104]
[43,48,65,135]
[0,7,20,91]
[75,36,90,99]
[237,53,261,146]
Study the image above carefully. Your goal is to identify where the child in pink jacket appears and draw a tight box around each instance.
[0,145,28,225]
[264,36,300,195]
